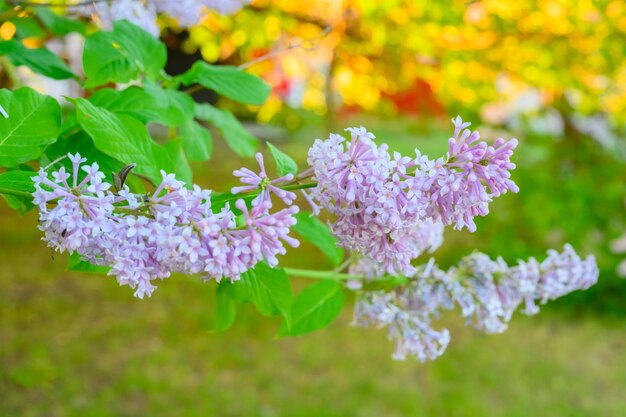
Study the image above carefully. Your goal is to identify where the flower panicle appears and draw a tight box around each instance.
[33,152,299,299]
[307,116,519,276]
[352,245,598,361]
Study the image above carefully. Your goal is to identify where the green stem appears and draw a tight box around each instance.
[283,267,358,281]
[281,182,317,192]
[333,254,355,272]
[0,188,32,198]
[284,267,411,291]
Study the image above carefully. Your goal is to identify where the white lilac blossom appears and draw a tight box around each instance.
[352,245,598,361]
[307,117,518,276]
[74,0,250,35]
[33,153,299,298]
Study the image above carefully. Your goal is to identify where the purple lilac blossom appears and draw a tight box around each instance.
[351,245,598,361]
[307,117,517,276]
[33,153,299,298]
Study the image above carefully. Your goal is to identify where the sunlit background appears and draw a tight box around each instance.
[1,0,626,415]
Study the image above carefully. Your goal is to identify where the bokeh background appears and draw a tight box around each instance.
[2,0,626,415]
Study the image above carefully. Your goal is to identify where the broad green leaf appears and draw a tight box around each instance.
[218,263,292,325]
[0,169,35,213]
[75,98,173,184]
[164,138,193,185]
[9,16,45,38]
[293,212,344,266]
[143,82,195,126]
[178,62,270,105]
[82,32,136,88]
[43,131,146,193]
[90,85,194,127]
[0,87,61,167]
[213,285,237,332]
[82,20,166,88]
[2,193,32,214]
[0,169,35,195]
[67,253,109,274]
[110,20,166,76]
[279,281,344,337]
[35,8,87,35]
[179,120,212,162]
[0,40,75,80]
[89,88,157,121]
[267,142,298,177]
[195,104,257,157]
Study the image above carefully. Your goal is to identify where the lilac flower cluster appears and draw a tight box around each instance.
[352,245,598,361]
[75,0,250,36]
[308,117,518,276]
[33,153,299,298]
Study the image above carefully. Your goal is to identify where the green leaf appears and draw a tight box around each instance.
[293,212,344,266]
[75,98,173,184]
[82,33,135,88]
[213,285,237,332]
[0,169,35,213]
[110,20,166,75]
[164,138,193,185]
[89,85,194,127]
[0,169,35,195]
[0,39,75,80]
[82,20,166,88]
[279,281,344,337]
[2,193,32,214]
[267,142,298,177]
[218,263,292,326]
[143,82,195,126]
[35,8,87,35]
[89,88,155,121]
[195,104,257,157]
[179,120,212,162]
[178,62,271,105]
[9,15,45,38]
[67,253,109,274]
[0,87,61,167]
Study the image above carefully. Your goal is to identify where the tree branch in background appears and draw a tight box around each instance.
[239,25,332,70]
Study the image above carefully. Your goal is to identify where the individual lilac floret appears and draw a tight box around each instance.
[232,152,296,208]
[33,153,300,298]
[351,245,598,360]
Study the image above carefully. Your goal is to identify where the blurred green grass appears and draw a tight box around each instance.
[2,116,626,416]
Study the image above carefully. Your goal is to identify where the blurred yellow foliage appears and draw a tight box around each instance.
[183,0,626,124]
[0,21,16,41]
